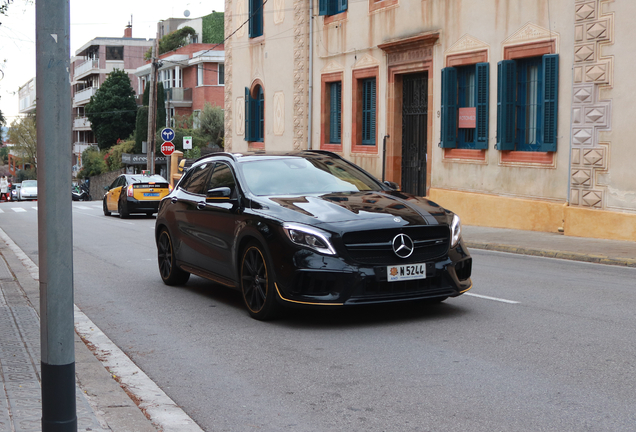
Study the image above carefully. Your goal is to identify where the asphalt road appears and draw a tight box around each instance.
[1,200,635,431]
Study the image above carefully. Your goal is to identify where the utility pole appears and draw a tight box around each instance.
[35,0,77,431]
[146,31,159,174]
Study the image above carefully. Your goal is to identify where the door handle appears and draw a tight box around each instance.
[171,197,178,204]
[197,202,206,210]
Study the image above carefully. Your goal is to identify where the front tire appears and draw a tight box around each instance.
[240,242,281,320]
[103,198,111,216]
[157,229,190,285]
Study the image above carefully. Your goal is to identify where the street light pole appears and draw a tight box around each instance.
[35,0,77,430]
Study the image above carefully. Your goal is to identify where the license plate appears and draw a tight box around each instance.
[387,263,427,282]
[143,192,160,197]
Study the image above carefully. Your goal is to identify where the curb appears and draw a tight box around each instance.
[465,242,636,268]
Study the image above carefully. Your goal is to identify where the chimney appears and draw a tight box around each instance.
[124,23,132,38]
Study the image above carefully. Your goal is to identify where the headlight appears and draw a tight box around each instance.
[450,214,462,248]
[283,223,336,255]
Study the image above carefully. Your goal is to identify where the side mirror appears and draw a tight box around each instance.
[383,181,399,191]
[206,187,232,202]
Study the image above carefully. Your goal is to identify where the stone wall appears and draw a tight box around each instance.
[88,168,125,202]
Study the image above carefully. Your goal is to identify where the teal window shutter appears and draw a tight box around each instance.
[539,54,559,152]
[249,0,263,38]
[244,87,251,141]
[318,0,327,15]
[338,0,348,13]
[329,82,341,143]
[475,63,489,150]
[362,78,376,145]
[440,67,457,148]
[257,86,264,142]
[496,60,516,151]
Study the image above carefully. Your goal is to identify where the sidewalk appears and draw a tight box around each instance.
[0,237,157,431]
[463,225,636,267]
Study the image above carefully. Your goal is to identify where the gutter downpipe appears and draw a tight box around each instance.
[307,0,314,149]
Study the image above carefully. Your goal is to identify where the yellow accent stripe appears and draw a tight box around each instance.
[275,283,343,306]
[459,283,473,294]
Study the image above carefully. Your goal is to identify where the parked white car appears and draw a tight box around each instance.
[19,180,38,201]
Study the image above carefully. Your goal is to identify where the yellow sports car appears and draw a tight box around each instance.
[103,174,172,218]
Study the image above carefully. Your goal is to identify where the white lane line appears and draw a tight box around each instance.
[32,206,38,210]
[0,226,202,431]
[0,208,3,213]
[92,205,102,209]
[75,205,91,210]
[12,208,26,212]
[75,308,204,432]
[465,292,520,304]
[0,227,39,280]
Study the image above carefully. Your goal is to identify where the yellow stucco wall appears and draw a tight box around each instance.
[430,188,636,242]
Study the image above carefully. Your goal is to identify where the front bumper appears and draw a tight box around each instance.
[270,240,472,307]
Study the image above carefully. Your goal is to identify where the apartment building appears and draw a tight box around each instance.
[18,77,36,115]
[134,14,225,128]
[71,25,154,171]
[225,0,636,241]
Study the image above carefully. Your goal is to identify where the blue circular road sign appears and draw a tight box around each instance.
[161,128,176,142]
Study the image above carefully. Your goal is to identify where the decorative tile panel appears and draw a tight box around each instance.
[574,44,595,62]
[235,97,245,136]
[273,0,285,24]
[273,92,285,135]
[575,3,596,21]
[569,0,613,209]
[225,0,234,150]
[292,0,309,150]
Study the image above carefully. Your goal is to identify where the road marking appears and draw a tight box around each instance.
[12,208,26,212]
[464,292,520,304]
[92,205,102,209]
[32,206,37,210]
[0,208,3,213]
[75,205,91,210]
[0,226,203,432]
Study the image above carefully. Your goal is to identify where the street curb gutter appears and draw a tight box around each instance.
[466,242,636,268]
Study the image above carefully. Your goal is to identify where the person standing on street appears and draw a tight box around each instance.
[0,176,8,201]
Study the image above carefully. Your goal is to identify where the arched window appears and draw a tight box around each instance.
[245,84,264,142]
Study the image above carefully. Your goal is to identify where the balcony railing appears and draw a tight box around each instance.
[74,59,99,79]
[166,87,192,103]
[74,87,97,105]
[73,117,91,129]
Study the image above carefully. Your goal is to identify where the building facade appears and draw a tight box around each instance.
[18,77,36,115]
[225,0,635,241]
[71,26,154,171]
[134,43,225,128]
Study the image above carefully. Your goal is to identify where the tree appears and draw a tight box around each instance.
[8,115,37,171]
[134,81,166,153]
[77,147,107,178]
[1,0,13,25]
[199,102,224,147]
[85,69,138,149]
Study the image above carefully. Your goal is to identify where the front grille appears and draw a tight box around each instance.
[351,275,454,299]
[342,226,450,265]
[290,271,339,297]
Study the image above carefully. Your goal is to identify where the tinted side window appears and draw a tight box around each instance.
[207,163,236,196]
[183,163,213,195]
[110,177,122,189]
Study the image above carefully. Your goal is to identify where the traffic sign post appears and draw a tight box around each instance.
[161,141,176,156]
[161,127,175,142]
[183,136,192,150]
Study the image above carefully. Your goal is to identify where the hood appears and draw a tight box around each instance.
[258,191,447,230]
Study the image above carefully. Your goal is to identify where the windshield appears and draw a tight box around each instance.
[22,180,37,187]
[239,157,382,196]
[129,175,167,184]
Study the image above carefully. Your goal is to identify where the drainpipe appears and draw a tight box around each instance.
[307,0,314,149]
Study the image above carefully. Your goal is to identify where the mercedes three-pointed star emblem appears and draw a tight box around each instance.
[392,233,414,259]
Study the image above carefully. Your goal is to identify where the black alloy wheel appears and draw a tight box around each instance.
[103,198,111,216]
[157,229,190,285]
[240,242,281,320]
[118,198,129,219]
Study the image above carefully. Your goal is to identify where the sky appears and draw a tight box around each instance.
[0,0,225,124]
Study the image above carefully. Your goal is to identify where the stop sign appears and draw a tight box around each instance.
[161,141,175,156]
